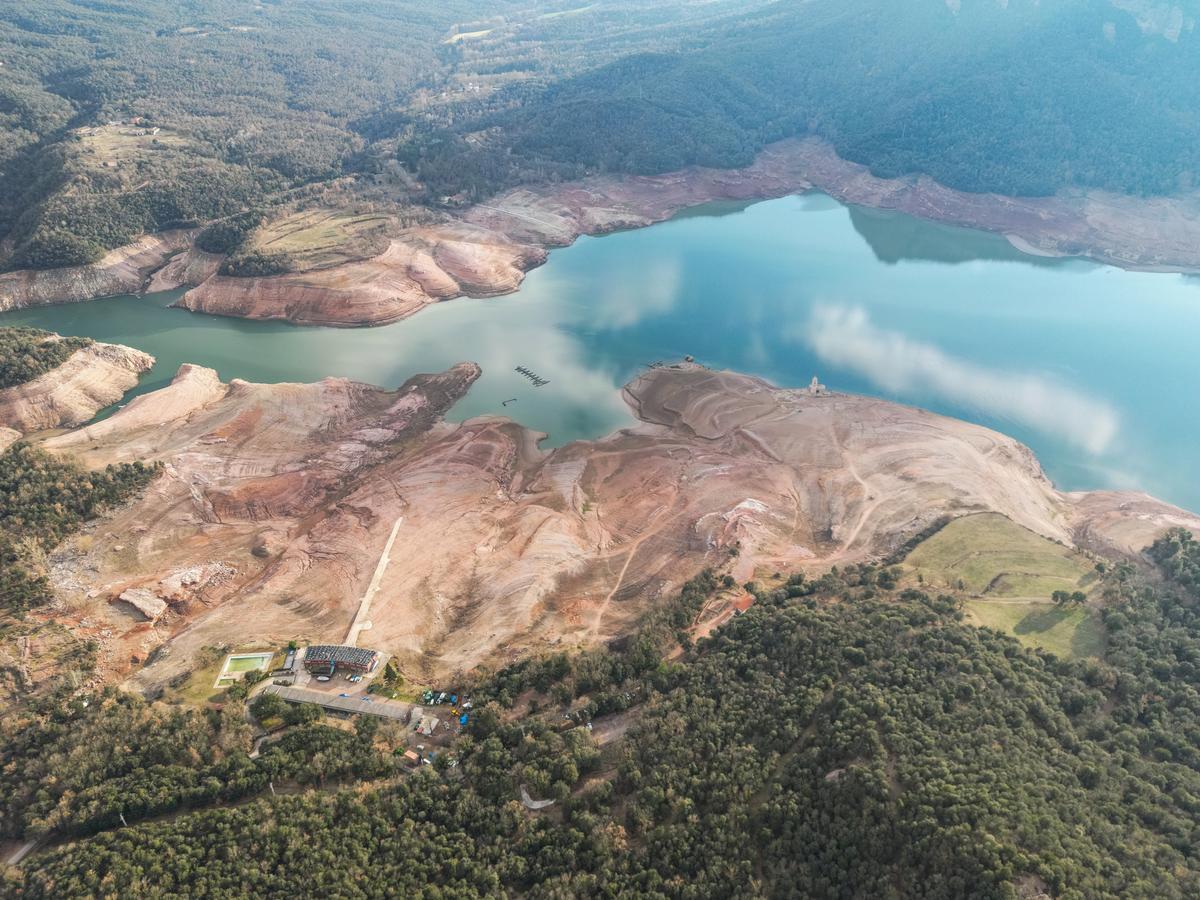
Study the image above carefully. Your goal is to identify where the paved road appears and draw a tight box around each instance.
[345,515,403,646]
[263,684,413,721]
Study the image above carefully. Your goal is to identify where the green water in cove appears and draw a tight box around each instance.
[3,193,1199,512]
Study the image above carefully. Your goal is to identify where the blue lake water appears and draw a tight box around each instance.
[2,193,1197,512]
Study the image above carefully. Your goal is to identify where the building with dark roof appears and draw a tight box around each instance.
[303,644,379,675]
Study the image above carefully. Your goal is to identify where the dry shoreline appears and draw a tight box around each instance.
[0,339,154,436]
[25,360,1200,692]
[4,138,1200,325]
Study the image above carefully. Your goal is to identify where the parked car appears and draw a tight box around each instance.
[316,675,331,682]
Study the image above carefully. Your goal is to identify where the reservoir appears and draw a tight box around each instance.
[2,193,1198,512]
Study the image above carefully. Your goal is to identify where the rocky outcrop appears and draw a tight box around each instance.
[0,340,154,433]
[145,245,222,293]
[0,231,197,311]
[117,588,168,623]
[34,362,1200,692]
[174,223,546,326]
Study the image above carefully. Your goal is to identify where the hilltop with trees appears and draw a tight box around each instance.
[4,1,1200,269]
[7,540,1200,896]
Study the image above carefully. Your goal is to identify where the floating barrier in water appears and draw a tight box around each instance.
[515,366,549,387]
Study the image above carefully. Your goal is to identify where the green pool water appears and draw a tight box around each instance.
[224,654,272,673]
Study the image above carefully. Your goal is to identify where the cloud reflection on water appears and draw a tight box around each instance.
[805,305,1120,455]
[589,257,682,329]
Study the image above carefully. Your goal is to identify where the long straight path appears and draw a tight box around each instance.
[5,838,40,867]
[345,515,403,646]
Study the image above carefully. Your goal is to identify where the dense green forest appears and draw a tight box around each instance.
[0,0,763,268]
[0,689,391,841]
[0,0,491,268]
[497,1,1200,197]
[6,544,1200,897]
[0,328,91,389]
[3,1,1199,269]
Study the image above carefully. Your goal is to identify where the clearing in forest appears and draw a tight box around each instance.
[75,123,189,173]
[964,599,1106,660]
[903,512,1094,598]
[904,512,1104,659]
[249,209,394,271]
[444,29,493,44]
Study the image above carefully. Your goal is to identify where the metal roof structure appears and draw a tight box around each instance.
[303,645,379,668]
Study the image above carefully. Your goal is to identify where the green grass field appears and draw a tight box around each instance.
[168,659,226,707]
[77,124,189,172]
[905,513,1106,659]
[250,209,392,270]
[904,513,1094,598]
[162,647,280,707]
[965,600,1105,659]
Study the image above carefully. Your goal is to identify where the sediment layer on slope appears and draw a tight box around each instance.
[145,140,1200,324]
[0,231,204,311]
[35,362,1199,694]
[5,139,1200,324]
[0,340,154,433]
[173,224,546,326]
[173,147,816,326]
[783,138,1200,271]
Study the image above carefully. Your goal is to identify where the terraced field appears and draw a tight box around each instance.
[249,209,394,271]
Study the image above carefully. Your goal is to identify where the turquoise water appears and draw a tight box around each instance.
[2,193,1198,512]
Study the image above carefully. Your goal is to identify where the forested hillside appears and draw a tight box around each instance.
[0,0,488,268]
[8,542,1200,898]
[0,328,90,389]
[498,0,1200,197]
[3,1,1199,270]
[0,0,765,269]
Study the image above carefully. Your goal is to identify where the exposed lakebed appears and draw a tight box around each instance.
[2,194,1198,511]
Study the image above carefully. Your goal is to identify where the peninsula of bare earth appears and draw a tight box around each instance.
[5,2,1200,898]
[21,359,1195,691]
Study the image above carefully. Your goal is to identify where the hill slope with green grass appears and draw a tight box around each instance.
[902,513,1106,658]
[905,513,1095,598]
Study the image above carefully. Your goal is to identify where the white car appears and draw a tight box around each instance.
[316,675,331,682]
